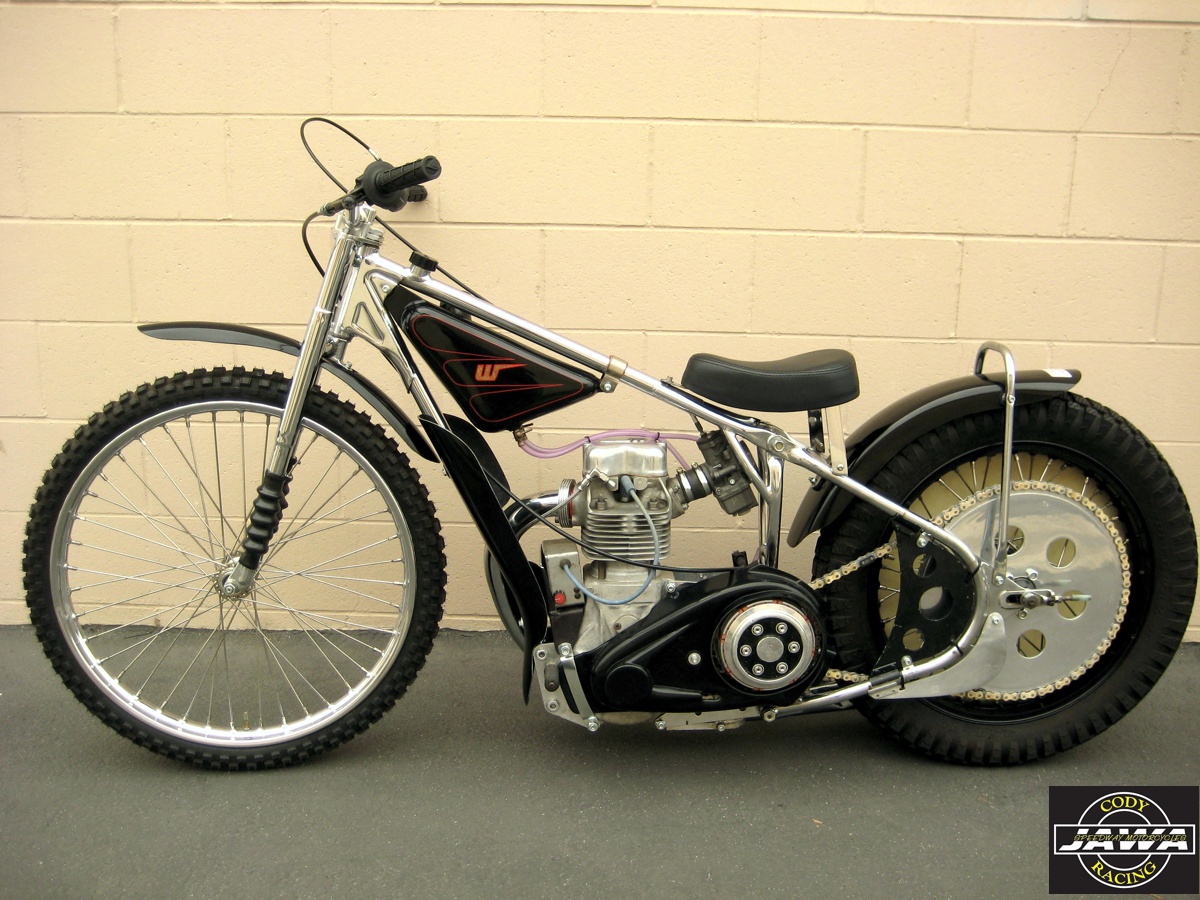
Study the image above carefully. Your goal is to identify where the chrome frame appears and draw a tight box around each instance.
[975,341,1018,592]
[254,201,1006,702]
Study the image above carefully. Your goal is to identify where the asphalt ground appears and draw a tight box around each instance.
[1,627,1197,900]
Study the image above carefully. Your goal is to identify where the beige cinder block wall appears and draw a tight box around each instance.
[2,0,1198,639]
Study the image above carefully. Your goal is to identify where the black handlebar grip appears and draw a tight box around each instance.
[359,157,441,210]
[376,156,441,193]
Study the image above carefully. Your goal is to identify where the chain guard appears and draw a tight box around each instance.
[873,522,975,672]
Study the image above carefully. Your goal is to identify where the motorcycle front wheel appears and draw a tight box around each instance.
[23,368,446,769]
[815,394,1196,764]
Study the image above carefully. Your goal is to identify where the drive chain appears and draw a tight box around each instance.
[810,482,1130,699]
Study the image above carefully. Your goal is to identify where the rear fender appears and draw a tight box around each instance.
[139,321,437,462]
[786,368,1081,547]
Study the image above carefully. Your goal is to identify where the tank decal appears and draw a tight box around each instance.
[400,307,598,431]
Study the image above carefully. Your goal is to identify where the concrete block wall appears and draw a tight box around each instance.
[2,0,1198,639]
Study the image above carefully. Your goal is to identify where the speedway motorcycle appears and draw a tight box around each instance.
[23,120,1197,769]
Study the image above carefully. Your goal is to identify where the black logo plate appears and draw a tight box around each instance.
[1049,786,1198,893]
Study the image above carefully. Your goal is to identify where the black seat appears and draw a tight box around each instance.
[681,349,859,413]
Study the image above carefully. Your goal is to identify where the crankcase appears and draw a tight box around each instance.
[579,567,828,713]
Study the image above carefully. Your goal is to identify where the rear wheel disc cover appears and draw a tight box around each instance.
[944,484,1127,697]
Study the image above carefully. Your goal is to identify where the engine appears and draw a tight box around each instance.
[533,433,827,711]
[541,434,758,654]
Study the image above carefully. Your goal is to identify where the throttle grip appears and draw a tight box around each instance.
[359,156,441,210]
[377,156,441,192]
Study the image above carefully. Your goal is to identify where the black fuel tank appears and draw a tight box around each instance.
[393,299,599,432]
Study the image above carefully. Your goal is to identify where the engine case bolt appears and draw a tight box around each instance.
[687,652,702,666]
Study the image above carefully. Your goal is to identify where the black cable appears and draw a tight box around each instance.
[481,464,735,578]
[300,116,370,193]
[298,117,493,298]
[301,211,324,277]
[372,217,489,299]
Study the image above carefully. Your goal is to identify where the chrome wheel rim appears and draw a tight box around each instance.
[50,400,417,748]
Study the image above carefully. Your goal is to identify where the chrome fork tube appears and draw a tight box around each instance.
[267,235,356,475]
[222,227,358,596]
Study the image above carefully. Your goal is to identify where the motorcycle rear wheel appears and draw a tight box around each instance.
[23,367,446,769]
[815,394,1196,764]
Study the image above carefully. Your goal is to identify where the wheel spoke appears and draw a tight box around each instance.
[119,587,224,691]
[248,587,402,638]
[259,509,394,554]
[271,438,347,535]
[72,571,214,620]
[249,583,367,688]
[88,477,214,575]
[39,380,437,765]
[136,437,226,558]
[259,533,400,586]
[68,531,210,574]
[88,584,217,665]
[226,601,328,715]
[263,476,376,568]
[111,450,219,562]
[936,477,965,502]
[66,561,212,591]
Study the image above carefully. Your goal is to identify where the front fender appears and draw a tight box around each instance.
[786,368,1081,547]
[139,322,438,462]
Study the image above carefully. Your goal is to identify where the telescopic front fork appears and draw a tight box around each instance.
[220,227,358,598]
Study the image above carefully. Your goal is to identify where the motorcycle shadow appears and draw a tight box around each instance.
[354,631,917,774]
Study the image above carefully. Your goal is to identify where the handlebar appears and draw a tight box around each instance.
[319,154,442,216]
